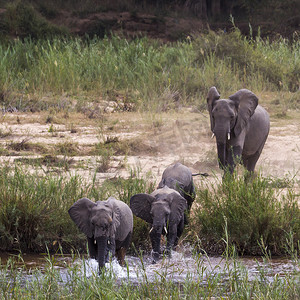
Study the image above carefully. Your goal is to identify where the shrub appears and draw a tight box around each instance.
[191,173,300,256]
[4,1,68,39]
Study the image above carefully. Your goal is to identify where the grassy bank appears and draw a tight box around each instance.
[1,29,300,112]
[0,164,299,257]
[1,252,299,299]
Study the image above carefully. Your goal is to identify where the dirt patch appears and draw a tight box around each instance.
[0,104,299,191]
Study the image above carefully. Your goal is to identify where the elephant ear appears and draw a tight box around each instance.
[130,194,154,223]
[229,89,258,137]
[106,197,121,239]
[68,197,95,238]
[169,193,187,224]
[207,86,220,132]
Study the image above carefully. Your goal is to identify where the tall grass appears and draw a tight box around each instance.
[1,28,299,111]
[191,173,300,256]
[0,164,299,257]
[0,164,153,253]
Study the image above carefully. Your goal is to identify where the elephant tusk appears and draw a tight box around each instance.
[227,133,230,140]
[211,133,215,139]
[164,226,168,235]
[149,227,154,234]
[94,240,97,245]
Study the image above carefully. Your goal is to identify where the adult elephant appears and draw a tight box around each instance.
[68,197,133,273]
[130,185,187,262]
[207,87,270,175]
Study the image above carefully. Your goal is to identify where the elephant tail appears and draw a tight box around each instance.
[192,173,209,177]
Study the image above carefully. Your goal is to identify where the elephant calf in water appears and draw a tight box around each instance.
[68,197,133,273]
[130,163,200,262]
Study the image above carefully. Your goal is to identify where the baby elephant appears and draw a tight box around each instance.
[158,162,196,213]
[68,197,133,273]
[130,163,196,262]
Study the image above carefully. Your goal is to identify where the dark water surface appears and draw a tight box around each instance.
[1,249,299,285]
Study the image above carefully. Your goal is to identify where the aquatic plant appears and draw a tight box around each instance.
[0,250,299,299]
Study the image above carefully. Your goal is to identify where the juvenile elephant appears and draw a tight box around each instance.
[68,197,133,273]
[207,87,270,175]
[158,162,196,215]
[130,185,187,262]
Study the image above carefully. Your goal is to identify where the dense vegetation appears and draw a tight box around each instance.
[1,28,300,112]
[0,164,299,257]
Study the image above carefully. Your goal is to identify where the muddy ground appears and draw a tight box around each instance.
[0,97,299,193]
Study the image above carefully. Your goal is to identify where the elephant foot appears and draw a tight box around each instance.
[116,248,126,266]
[163,248,172,258]
[151,251,161,263]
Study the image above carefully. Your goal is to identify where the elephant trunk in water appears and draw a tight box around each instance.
[96,236,108,272]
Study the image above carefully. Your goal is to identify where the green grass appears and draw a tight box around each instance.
[0,164,299,257]
[0,164,155,253]
[0,251,299,299]
[191,173,300,256]
[0,28,299,112]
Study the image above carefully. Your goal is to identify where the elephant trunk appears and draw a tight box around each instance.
[96,236,108,273]
[214,127,227,169]
[149,225,162,262]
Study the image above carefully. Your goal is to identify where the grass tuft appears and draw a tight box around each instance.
[190,173,300,256]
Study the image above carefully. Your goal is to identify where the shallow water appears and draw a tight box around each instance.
[1,248,299,285]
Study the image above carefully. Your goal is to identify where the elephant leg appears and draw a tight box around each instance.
[106,238,116,262]
[87,236,97,259]
[183,211,189,225]
[166,224,178,255]
[243,151,261,175]
[173,218,184,249]
[115,232,132,266]
[116,247,126,266]
[227,145,243,174]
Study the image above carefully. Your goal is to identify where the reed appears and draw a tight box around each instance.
[1,29,299,112]
[0,163,298,257]
[0,250,299,299]
[0,164,154,253]
[191,173,300,256]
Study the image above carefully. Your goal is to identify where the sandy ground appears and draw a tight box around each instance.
[0,107,299,191]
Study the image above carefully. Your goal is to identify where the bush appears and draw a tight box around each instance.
[0,165,155,253]
[4,1,68,39]
[191,173,300,256]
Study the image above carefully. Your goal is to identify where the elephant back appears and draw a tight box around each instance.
[108,197,133,241]
[159,163,192,192]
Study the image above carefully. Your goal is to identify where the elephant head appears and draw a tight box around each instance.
[207,87,258,171]
[68,197,129,272]
[130,186,187,262]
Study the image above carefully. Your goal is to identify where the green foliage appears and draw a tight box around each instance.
[0,165,87,252]
[193,27,300,92]
[0,165,155,253]
[0,30,299,111]
[0,163,299,257]
[191,174,300,256]
[3,1,68,39]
